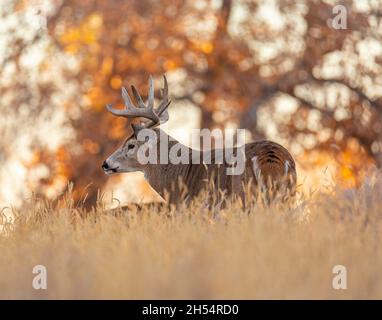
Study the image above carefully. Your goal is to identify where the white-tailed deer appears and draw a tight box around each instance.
[102,75,296,205]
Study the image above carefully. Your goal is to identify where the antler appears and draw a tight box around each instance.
[106,75,171,133]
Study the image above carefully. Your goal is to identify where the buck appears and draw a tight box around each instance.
[102,75,296,205]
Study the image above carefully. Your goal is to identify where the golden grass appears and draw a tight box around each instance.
[1,172,382,299]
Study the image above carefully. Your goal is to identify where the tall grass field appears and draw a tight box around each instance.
[1,172,382,299]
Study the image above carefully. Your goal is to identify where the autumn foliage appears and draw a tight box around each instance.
[1,0,381,206]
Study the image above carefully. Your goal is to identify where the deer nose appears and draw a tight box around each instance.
[102,161,109,170]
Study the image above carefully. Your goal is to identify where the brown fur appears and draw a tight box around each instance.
[142,132,296,205]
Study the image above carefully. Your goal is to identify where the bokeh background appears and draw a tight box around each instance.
[1,0,381,208]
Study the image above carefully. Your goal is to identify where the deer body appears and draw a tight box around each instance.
[102,76,296,205]
[138,130,296,203]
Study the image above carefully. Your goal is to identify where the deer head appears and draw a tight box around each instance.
[102,75,171,175]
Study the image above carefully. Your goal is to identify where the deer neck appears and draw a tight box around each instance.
[142,131,196,200]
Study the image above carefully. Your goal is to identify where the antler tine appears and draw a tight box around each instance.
[155,75,170,116]
[147,75,154,110]
[162,74,168,99]
[106,103,124,116]
[106,86,136,116]
[121,87,136,111]
[157,100,171,118]
[131,85,146,109]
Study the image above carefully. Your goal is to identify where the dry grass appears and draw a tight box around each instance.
[1,172,382,300]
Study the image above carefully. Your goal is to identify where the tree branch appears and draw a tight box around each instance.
[317,78,382,112]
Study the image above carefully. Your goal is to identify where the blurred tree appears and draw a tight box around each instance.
[0,0,80,206]
[1,0,381,206]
